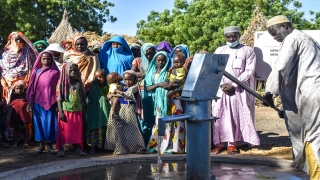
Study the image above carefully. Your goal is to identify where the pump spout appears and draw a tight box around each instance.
[158,113,194,136]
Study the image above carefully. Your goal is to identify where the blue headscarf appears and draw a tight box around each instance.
[169,44,190,67]
[144,51,169,117]
[99,36,134,75]
[140,43,157,74]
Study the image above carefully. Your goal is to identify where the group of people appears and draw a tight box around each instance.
[0,32,192,157]
[0,14,319,178]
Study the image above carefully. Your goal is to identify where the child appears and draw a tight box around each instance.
[106,72,123,119]
[86,69,110,154]
[105,70,145,155]
[5,81,31,148]
[56,63,86,157]
[166,52,187,103]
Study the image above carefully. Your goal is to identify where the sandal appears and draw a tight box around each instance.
[211,146,225,154]
[33,149,44,155]
[227,146,239,155]
[23,143,29,148]
[48,149,56,155]
[57,150,65,157]
[77,150,86,156]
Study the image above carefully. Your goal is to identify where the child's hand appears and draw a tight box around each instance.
[107,94,113,100]
[26,104,32,112]
[59,112,67,122]
[114,89,123,95]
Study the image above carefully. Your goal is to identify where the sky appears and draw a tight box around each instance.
[102,0,320,36]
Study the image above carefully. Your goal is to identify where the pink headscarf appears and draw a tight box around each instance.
[26,51,60,110]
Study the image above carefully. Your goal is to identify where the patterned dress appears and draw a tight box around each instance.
[147,74,186,154]
[104,85,145,154]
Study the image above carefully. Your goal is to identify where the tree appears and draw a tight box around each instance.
[137,0,320,54]
[0,0,116,43]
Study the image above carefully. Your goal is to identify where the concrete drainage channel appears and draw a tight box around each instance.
[0,154,305,180]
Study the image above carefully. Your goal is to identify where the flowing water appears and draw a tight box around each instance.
[156,136,163,180]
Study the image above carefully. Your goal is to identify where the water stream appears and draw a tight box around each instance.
[156,136,163,180]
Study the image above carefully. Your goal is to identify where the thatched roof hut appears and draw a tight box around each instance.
[239,6,267,47]
[47,9,79,44]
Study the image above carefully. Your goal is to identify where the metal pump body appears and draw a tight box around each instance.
[158,53,229,180]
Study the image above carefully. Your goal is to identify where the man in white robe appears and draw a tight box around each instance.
[264,15,320,179]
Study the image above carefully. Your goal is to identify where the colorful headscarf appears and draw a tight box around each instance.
[140,43,157,75]
[99,35,134,75]
[63,35,100,90]
[56,62,85,104]
[144,51,169,117]
[169,44,190,67]
[26,50,60,110]
[156,41,172,55]
[33,40,49,53]
[0,32,37,81]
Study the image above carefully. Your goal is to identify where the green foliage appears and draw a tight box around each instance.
[137,0,320,54]
[0,0,116,42]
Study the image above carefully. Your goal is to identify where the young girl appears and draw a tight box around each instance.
[6,80,31,148]
[26,51,60,155]
[105,70,145,155]
[145,51,185,154]
[86,69,110,154]
[56,63,86,157]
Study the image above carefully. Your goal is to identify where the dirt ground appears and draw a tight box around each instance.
[0,107,292,173]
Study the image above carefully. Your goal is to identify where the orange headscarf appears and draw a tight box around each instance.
[63,35,100,91]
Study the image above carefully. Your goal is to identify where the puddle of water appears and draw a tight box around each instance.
[34,161,309,180]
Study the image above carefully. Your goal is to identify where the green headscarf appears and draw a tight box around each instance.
[33,40,49,53]
[144,51,169,117]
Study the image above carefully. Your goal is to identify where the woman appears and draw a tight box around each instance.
[33,40,49,53]
[130,43,141,58]
[132,43,157,77]
[131,43,157,146]
[0,32,38,100]
[64,35,100,91]
[169,44,190,67]
[99,36,134,75]
[145,51,185,154]
[26,51,60,154]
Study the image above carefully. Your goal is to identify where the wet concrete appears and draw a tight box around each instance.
[0,154,308,180]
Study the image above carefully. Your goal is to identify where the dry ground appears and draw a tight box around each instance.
[0,107,292,173]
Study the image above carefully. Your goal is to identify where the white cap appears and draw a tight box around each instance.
[45,43,65,53]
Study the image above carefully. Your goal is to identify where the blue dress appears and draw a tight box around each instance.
[33,69,57,142]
